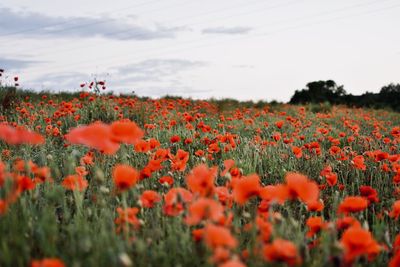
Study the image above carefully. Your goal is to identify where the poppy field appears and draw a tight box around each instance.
[0,88,400,267]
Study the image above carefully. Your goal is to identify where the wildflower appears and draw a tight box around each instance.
[112,164,139,192]
[336,216,361,231]
[203,224,237,249]
[218,258,246,267]
[30,258,65,267]
[291,146,302,158]
[0,124,44,145]
[340,225,381,264]
[186,164,217,196]
[263,239,301,266]
[338,196,368,214]
[159,175,173,186]
[232,174,262,205]
[221,159,235,176]
[306,216,327,237]
[61,175,88,191]
[285,172,319,204]
[163,187,193,216]
[0,199,8,215]
[110,119,144,145]
[275,121,284,129]
[114,207,141,233]
[171,149,189,171]
[140,190,161,208]
[389,200,400,219]
[170,135,181,143]
[352,155,366,171]
[65,122,119,154]
[359,186,379,203]
[185,198,224,225]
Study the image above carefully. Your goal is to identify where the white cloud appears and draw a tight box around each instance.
[202,26,252,35]
[0,7,183,40]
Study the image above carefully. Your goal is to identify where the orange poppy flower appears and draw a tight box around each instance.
[163,187,193,216]
[30,258,65,267]
[203,224,237,249]
[61,175,88,191]
[275,120,284,129]
[0,199,8,215]
[114,207,141,233]
[256,215,273,243]
[389,253,400,267]
[140,190,161,208]
[171,149,189,171]
[306,216,327,237]
[359,186,379,203]
[65,122,120,154]
[186,164,217,196]
[329,146,341,155]
[338,196,368,214]
[320,165,337,186]
[263,238,301,266]
[259,184,288,205]
[218,258,246,267]
[159,175,174,186]
[185,198,224,225]
[291,146,302,158]
[110,119,143,145]
[340,225,381,264]
[17,176,36,192]
[336,216,361,231]
[306,200,324,212]
[389,200,400,219]
[192,228,204,242]
[221,159,235,176]
[0,124,44,145]
[285,172,319,205]
[134,140,150,152]
[352,155,366,171]
[112,164,139,192]
[232,174,262,205]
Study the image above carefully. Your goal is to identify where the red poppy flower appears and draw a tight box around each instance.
[389,200,400,219]
[338,196,368,214]
[203,224,237,250]
[62,175,88,191]
[340,225,381,264]
[30,258,65,267]
[263,239,301,266]
[0,124,44,145]
[110,120,144,145]
[185,198,224,225]
[65,122,119,154]
[140,190,161,208]
[112,164,139,192]
[186,164,217,196]
[232,174,262,205]
[285,172,319,205]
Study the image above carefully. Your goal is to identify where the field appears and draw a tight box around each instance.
[0,90,399,267]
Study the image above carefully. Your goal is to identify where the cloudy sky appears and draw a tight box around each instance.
[0,0,399,101]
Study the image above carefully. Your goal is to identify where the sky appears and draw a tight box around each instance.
[0,0,399,102]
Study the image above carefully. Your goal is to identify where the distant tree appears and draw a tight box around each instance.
[290,81,400,112]
[378,83,400,111]
[290,80,346,104]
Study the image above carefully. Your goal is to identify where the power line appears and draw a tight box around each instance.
[0,0,166,38]
[20,0,398,77]
[8,0,301,57]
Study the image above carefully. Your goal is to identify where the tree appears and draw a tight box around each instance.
[290,80,346,104]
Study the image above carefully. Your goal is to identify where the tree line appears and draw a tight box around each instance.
[290,80,400,112]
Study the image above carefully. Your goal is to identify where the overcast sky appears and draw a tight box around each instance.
[0,0,399,101]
